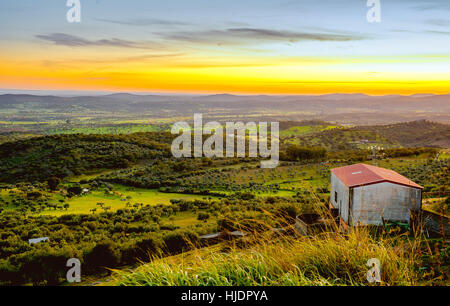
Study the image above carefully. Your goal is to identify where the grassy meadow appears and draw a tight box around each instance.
[44,187,212,217]
[112,226,433,286]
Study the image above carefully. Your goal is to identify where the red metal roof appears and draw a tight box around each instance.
[331,163,423,189]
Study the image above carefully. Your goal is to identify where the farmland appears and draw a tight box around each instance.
[0,118,448,286]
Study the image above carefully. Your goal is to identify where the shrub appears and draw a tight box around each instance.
[163,230,199,254]
[84,242,120,274]
[197,212,210,221]
[122,236,163,264]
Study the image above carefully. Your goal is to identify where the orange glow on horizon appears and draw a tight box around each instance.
[0,53,449,95]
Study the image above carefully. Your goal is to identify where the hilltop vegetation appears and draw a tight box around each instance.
[282,120,450,151]
[0,133,172,183]
[358,120,450,148]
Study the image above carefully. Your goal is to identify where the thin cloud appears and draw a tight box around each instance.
[229,28,364,41]
[426,19,450,27]
[426,30,450,35]
[41,53,185,69]
[95,18,192,27]
[409,0,450,11]
[35,33,157,49]
[159,27,366,45]
[391,28,450,36]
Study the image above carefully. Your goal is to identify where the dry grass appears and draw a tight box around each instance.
[112,224,423,286]
[110,190,446,286]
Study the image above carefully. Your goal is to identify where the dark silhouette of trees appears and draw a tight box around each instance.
[47,177,61,191]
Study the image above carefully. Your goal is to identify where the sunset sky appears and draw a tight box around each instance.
[0,0,449,95]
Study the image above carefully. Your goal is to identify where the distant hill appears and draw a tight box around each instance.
[279,120,331,130]
[357,120,450,148]
[0,93,448,124]
[0,133,172,183]
[282,120,450,150]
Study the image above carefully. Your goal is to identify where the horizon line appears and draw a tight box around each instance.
[0,88,447,98]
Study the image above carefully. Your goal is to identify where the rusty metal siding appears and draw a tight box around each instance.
[331,172,350,223]
[351,182,422,226]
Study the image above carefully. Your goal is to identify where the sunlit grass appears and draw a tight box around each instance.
[112,228,421,286]
[39,185,215,216]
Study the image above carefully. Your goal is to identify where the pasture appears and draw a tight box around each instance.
[42,185,214,216]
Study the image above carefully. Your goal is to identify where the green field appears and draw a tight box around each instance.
[46,124,166,135]
[280,125,339,138]
[68,170,117,182]
[0,185,217,217]
[438,149,450,159]
[44,185,215,216]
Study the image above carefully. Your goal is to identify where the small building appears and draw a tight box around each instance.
[199,230,247,243]
[330,163,422,226]
[28,237,49,245]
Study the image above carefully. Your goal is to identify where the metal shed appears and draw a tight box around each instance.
[330,163,422,226]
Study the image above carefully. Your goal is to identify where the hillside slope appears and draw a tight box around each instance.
[112,229,435,286]
[358,120,450,147]
[0,133,172,183]
[284,120,450,150]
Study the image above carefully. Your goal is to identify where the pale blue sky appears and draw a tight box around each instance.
[1,0,449,56]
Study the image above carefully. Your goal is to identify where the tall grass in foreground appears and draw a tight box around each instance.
[112,227,422,286]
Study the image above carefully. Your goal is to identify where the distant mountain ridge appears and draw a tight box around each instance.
[0,93,448,124]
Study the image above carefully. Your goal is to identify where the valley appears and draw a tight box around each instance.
[0,93,448,286]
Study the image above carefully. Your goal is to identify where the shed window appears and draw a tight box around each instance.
[335,191,338,203]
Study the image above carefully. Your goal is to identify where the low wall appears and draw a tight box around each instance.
[421,209,450,237]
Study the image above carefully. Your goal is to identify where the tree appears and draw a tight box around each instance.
[47,177,61,191]
[197,212,210,221]
[67,186,82,197]
[27,191,42,200]
[131,237,163,261]
[163,230,199,254]
[84,242,120,274]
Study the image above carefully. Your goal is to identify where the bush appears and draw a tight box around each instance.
[197,212,210,221]
[9,246,74,286]
[84,242,120,274]
[122,236,163,264]
[277,203,299,222]
[163,230,199,254]
[67,186,83,197]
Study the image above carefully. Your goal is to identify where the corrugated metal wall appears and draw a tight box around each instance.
[330,173,350,223]
[352,182,421,225]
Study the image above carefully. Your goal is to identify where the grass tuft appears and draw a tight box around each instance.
[113,227,421,286]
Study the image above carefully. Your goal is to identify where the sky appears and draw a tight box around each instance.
[0,0,449,95]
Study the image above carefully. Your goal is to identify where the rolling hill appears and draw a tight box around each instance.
[0,133,172,183]
[281,120,450,151]
[0,93,448,124]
